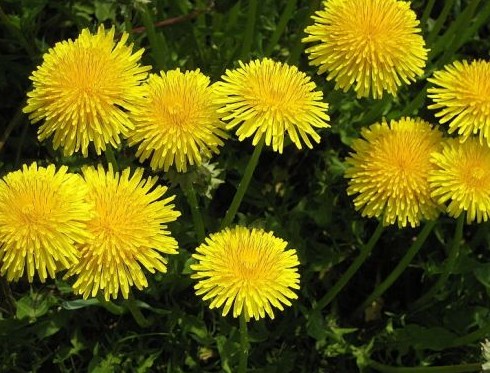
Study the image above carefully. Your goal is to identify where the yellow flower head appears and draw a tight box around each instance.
[213,58,330,153]
[191,226,300,320]
[429,137,490,224]
[128,69,228,172]
[428,60,490,146]
[303,0,428,99]
[24,25,150,157]
[0,163,90,282]
[345,117,443,228]
[66,165,180,300]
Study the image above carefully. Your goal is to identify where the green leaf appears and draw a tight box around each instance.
[61,298,100,310]
[15,293,56,321]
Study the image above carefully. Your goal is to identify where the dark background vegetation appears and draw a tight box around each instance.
[1,0,490,371]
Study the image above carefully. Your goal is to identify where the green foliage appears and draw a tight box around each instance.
[1,0,490,372]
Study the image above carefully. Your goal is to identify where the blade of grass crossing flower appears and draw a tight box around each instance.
[315,221,384,311]
[139,4,167,70]
[264,0,297,57]
[220,139,264,229]
[354,220,437,317]
[240,0,258,60]
[411,213,465,310]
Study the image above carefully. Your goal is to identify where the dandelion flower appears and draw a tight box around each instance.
[191,226,300,320]
[428,60,490,146]
[213,58,330,153]
[303,0,428,99]
[429,138,490,223]
[0,163,90,282]
[24,25,150,157]
[66,165,180,300]
[128,69,227,172]
[345,117,442,228]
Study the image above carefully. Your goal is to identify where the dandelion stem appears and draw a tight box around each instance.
[220,140,264,229]
[181,175,206,242]
[368,359,481,373]
[315,221,384,311]
[238,313,249,373]
[411,213,465,310]
[125,297,151,328]
[354,220,436,317]
[96,294,125,315]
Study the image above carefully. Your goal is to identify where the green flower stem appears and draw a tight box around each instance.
[104,147,118,172]
[220,140,264,229]
[411,213,465,311]
[238,313,249,373]
[181,175,206,242]
[96,294,125,315]
[354,220,437,316]
[240,0,258,60]
[125,297,151,328]
[314,221,384,311]
[369,359,481,373]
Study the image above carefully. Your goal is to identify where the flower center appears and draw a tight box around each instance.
[465,165,489,189]
[233,247,262,280]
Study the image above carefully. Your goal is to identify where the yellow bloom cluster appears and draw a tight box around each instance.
[0,163,180,300]
[24,27,330,168]
[15,0,489,325]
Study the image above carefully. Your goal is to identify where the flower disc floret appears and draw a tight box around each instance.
[345,117,442,227]
[429,138,490,223]
[66,165,181,300]
[24,25,150,156]
[213,58,330,153]
[191,226,300,320]
[303,0,428,99]
[128,69,227,172]
[0,163,91,282]
[428,60,490,146]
